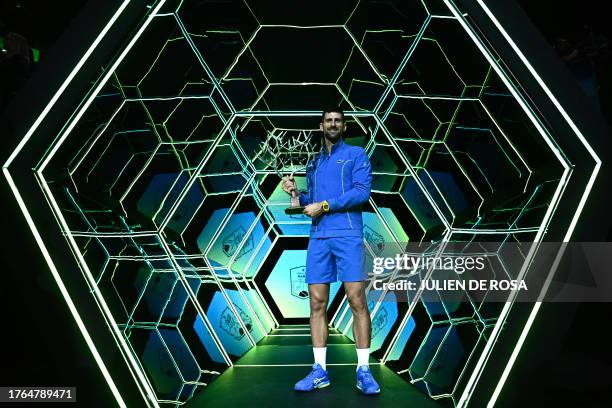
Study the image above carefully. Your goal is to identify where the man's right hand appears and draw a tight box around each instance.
[281,175,298,196]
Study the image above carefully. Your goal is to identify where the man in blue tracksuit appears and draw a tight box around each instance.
[282,107,380,395]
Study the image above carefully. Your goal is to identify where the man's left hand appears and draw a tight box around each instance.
[303,202,324,218]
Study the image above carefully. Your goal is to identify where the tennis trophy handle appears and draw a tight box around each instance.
[285,174,305,215]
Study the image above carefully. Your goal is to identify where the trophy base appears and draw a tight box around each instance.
[284,206,305,215]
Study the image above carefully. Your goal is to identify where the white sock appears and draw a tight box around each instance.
[356,348,370,370]
[313,347,327,371]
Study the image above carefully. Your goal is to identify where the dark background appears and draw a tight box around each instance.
[1,0,611,406]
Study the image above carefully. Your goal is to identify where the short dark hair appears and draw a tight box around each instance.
[321,107,344,122]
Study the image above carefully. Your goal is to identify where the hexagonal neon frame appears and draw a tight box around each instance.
[3,1,601,407]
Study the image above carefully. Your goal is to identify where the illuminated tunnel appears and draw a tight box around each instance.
[4,0,604,407]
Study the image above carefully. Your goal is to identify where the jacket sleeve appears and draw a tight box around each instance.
[326,149,371,211]
[299,190,311,206]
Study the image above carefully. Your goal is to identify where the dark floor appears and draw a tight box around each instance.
[186,325,443,408]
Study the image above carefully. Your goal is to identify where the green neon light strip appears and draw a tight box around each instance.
[25,1,200,406]
[196,172,267,346]
[3,171,130,407]
[471,1,601,406]
[157,238,235,363]
[435,2,583,406]
[373,116,453,230]
[4,1,131,169]
[383,3,580,404]
[202,185,274,337]
[3,1,137,407]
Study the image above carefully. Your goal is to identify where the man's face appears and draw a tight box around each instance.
[320,112,346,143]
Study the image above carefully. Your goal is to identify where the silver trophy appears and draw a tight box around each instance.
[255,130,319,215]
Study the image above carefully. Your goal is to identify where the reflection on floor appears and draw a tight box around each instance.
[186,325,443,407]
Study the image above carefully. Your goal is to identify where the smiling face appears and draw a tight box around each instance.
[320,111,346,144]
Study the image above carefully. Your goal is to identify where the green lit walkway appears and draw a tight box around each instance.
[186,325,443,407]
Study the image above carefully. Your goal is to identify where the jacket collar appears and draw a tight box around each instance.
[321,137,344,157]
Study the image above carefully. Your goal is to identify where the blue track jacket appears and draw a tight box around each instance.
[299,138,372,238]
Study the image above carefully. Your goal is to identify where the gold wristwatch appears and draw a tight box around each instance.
[322,200,330,213]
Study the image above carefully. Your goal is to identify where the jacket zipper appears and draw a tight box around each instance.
[341,160,353,229]
[314,154,323,232]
